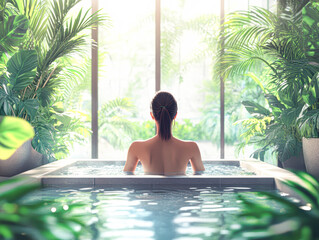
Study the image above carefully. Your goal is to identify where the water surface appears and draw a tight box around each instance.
[47,161,255,176]
[31,186,281,240]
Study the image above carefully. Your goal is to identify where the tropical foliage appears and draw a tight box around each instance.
[236,74,304,162]
[298,2,319,138]
[99,97,136,150]
[0,0,106,161]
[219,0,319,162]
[231,171,319,239]
[98,97,210,150]
[0,177,87,240]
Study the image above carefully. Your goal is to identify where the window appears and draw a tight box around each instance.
[69,0,276,160]
[98,0,155,159]
[161,0,220,159]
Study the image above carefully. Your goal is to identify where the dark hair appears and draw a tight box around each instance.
[151,91,177,140]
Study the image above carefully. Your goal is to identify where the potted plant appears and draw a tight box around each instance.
[218,1,317,169]
[0,0,104,162]
[298,71,319,179]
[296,2,319,179]
[299,100,319,179]
[299,75,319,178]
[237,74,305,170]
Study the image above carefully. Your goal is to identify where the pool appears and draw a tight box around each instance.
[29,186,284,240]
[19,159,283,188]
[16,158,302,239]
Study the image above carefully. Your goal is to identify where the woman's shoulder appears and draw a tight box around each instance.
[173,138,199,147]
[129,137,156,147]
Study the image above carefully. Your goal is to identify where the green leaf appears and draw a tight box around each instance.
[246,72,265,92]
[0,225,13,239]
[7,49,38,91]
[0,116,34,160]
[302,88,317,106]
[0,180,39,202]
[22,99,39,119]
[0,15,29,53]
[0,0,6,12]
[303,2,319,59]
[265,94,285,110]
[233,171,319,239]
[280,107,302,126]
[242,100,271,117]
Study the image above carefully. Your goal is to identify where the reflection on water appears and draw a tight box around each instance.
[31,187,277,240]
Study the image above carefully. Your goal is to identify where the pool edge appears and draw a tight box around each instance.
[13,158,300,194]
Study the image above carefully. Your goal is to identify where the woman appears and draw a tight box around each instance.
[124,91,205,175]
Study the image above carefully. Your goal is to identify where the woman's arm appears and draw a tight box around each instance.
[124,142,139,173]
[189,142,205,173]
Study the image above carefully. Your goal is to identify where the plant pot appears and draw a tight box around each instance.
[0,140,43,177]
[281,154,306,172]
[302,137,319,179]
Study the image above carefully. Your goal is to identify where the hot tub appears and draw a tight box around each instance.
[17,158,298,194]
[13,158,301,239]
[29,184,273,239]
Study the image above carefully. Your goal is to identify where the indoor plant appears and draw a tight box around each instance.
[298,72,319,178]
[297,1,319,179]
[237,74,305,170]
[0,0,104,161]
[218,0,316,168]
[0,116,89,239]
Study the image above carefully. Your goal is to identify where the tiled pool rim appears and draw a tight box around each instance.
[14,158,304,199]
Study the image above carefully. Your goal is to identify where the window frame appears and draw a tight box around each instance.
[90,0,273,159]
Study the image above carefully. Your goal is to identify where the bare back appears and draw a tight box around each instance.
[124,136,205,175]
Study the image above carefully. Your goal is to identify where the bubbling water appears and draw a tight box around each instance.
[48,161,255,176]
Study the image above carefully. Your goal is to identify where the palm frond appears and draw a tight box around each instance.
[217,45,272,79]
[223,7,277,48]
[10,0,48,48]
[0,14,29,53]
[99,98,135,120]
[99,98,136,149]
[37,1,106,82]
[46,0,81,45]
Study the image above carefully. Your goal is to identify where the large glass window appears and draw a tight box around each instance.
[68,0,277,160]
[98,0,155,159]
[67,0,92,159]
[161,0,220,159]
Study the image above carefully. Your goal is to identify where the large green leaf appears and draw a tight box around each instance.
[302,90,316,106]
[10,0,48,46]
[232,171,319,239]
[0,178,87,239]
[0,116,34,160]
[0,179,39,202]
[280,107,302,126]
[7,49,38,91]
[242,100,271,117]
[303,2,319,59]
[17,99,39,119]
[265,94,285,116]
[0,15,29,53]
[0,1,5,12]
